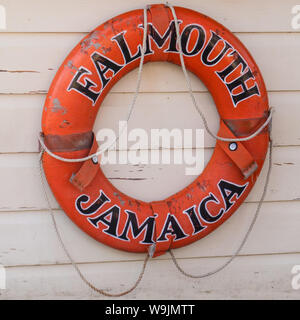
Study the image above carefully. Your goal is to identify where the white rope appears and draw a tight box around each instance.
[38,3,275,289]
[167,3,273,142]
[39,151,149,297]
[38,7,149,297]
[169,139,273,278]
[166,2,274,278]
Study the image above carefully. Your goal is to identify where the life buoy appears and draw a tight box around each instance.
[41,4,270,257]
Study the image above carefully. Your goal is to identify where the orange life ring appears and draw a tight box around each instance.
[41,4,270,257]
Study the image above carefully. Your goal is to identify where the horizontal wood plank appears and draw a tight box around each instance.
[0,146,298,209]
[0,33,299,93]
[0,91,298,153]
[2,253,300,299]
[0,0,298,33]
[0,201,299,267]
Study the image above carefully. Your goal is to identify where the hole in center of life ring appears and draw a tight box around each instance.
[93,62,219,202]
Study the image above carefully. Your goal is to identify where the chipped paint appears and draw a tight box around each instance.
[80,30,100,52]
[65,60,78,71]
[59,120,70,128]
[196,180,209,192]
[0,69,39,73]
[186,193,192,200]
[50,98,67,115]
[113,192,125,206]
[28,90,47,94]
[274,162,295,166]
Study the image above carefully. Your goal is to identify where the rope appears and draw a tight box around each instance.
[39,151,149,297]
[38,7,150,297]
[166,3,273,278]
[38,5,149,163]
[169,140,273,278]
[37,3,275,292]
[167,3,273,142]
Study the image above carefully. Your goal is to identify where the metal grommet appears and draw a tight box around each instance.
[229,142,238,151]
[92,156,98,164]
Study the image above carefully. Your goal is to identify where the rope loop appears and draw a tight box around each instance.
[39,7,149,297]
[165,2,273,279]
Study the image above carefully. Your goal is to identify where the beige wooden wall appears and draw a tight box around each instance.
[0,0,300,299]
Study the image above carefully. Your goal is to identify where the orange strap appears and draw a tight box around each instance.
[70,136,100,191]
[218,120,257,179]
